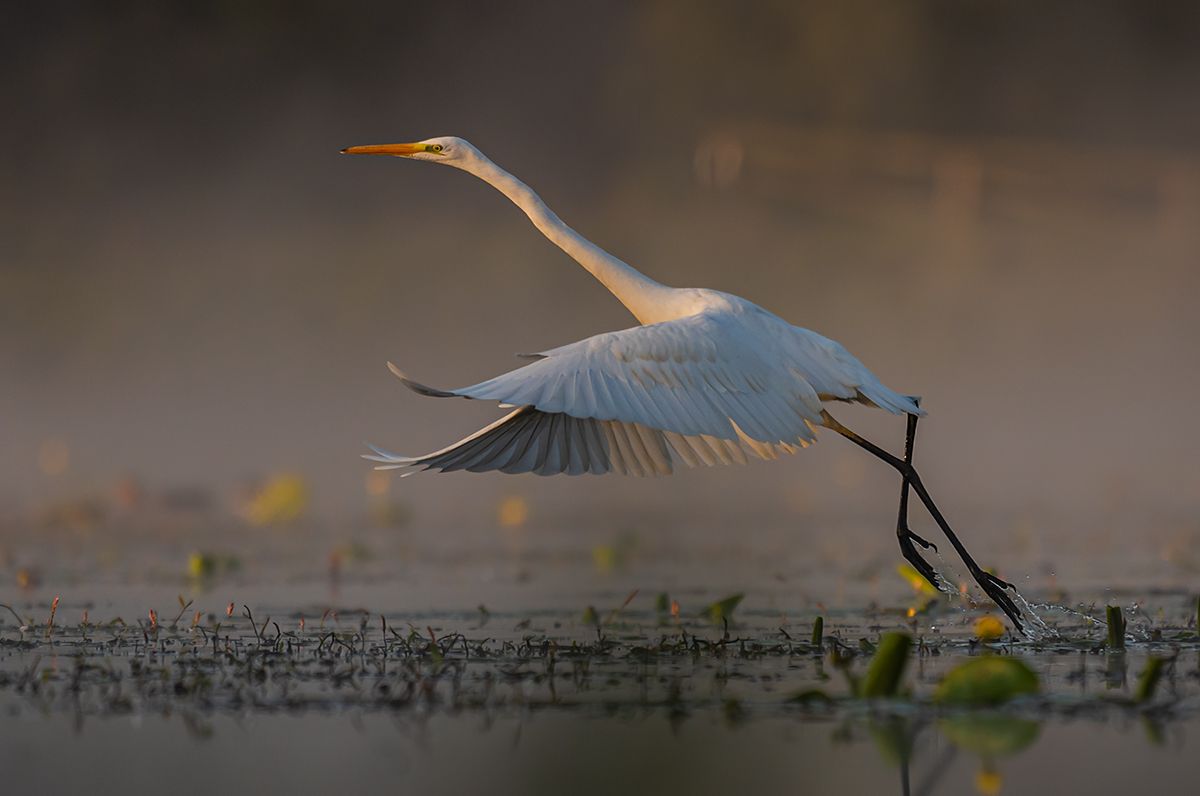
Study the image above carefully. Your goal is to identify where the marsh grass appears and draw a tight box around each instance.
[1,595,1195,729]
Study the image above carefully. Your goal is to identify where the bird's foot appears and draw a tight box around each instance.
[904,528,937,552]
[898,528,941,592]
[971,568,1024,634]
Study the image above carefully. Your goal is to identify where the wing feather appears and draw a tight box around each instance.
[369,305,922,476]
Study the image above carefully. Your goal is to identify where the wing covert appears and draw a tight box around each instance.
[445,312,823,446]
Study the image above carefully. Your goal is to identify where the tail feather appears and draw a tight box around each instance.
[857,383,925,416]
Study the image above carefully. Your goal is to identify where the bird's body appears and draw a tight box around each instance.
[344,137,920,477]
[378,293,919,477]
[342,135,1027,633]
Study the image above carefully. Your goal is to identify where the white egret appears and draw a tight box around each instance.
[341,136,1024,631]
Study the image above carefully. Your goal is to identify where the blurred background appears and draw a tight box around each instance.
[3,1,1199,577]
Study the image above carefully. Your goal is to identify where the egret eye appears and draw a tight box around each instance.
[429,144,444,153]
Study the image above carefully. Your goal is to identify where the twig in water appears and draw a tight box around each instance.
[0,603,26,627]
[605,589,640,626]
[170,597,194,628]
[243,605,264,642]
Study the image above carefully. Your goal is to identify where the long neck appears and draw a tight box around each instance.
[460,154,676,324]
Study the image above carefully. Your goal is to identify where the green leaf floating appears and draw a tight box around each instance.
[935,657,1039,705]
[701,593,744,623]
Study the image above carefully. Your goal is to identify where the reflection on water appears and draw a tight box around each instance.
[870,714,1041,796]
[1,571,1196,794]
[0,699,1195,795]
[0,516,1197,795]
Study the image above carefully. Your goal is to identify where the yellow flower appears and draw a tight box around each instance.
[975,765,1003,795]
[975,615,1006,642]
[187,552,213,580]
[497,496,529,528]
[245,474,309,526]
[897,563,938,597]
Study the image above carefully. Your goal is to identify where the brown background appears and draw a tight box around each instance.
[4,1,1199,544]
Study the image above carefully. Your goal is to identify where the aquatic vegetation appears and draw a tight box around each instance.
[860,632,912,698]
[496,495,529,528]
[591,546,619,574]
[591,532,639,574]
[1134,656,1168,703]
[935,657,1039,705]
[974,615,1005,642]
[701,593,744,624]
[242,473,310,527]
[939,715,1040,757]
[14,568,39,591]
[940,715,1040,796]
[0,575,1195,796]
[654,592,672,621]
[0,593,1194,744]
[581,605,599,628]
[186,552,241,582]
[897,562,938,597]
[44,595,59,639]
[1107,605,1126,649]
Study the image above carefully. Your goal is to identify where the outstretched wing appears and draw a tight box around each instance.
[365,407,727,477]
[457,312,827,441]
[366,309,917,476]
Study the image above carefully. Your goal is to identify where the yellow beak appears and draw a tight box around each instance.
[340,142,426,156]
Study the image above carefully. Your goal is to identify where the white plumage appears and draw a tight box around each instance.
[343,135,1031,631]
[344,136,920,478]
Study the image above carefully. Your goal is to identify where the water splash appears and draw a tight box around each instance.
[1005,590,1060,641]
[922,548,1059,641]
[1025,600,1105,631]
[907,545,1146,644]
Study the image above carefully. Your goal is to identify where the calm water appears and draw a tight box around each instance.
[1,520,1197,795]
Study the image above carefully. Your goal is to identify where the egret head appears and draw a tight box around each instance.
[340,136,481,169]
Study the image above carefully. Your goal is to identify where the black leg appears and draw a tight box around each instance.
[896,399,940,590]
[822,410,1025,632]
